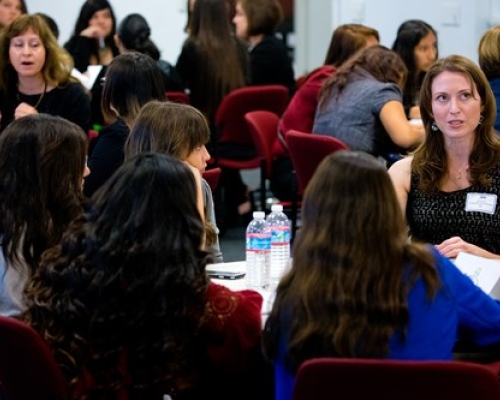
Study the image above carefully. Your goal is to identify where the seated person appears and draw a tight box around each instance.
[313,45,424,166]
[24,153,263,399]
[233,0,296,96]
[0,14,91,133]
[263,150,500,400]
[0,114,88,317]
[389,54,500,259]
[114,13,185,92]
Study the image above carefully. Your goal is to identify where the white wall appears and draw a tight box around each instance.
[27,0,499,77]
[27,0,188,65]
[296,0,495,75]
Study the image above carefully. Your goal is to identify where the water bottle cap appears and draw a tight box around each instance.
[271,204,283,212]
[253,211,265,219]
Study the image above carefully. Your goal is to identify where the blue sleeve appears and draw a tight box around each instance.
[434,249,500,346]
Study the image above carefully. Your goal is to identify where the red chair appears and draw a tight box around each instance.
[285,130,349,237]
[293,357,500,400]
[244,110,280,211]
[166,91,190,104]
[202,167,221,192]
[244,110,296,215]
[211,84,289,169]
[0,316,68,400]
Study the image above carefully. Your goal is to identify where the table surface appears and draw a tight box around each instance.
[206,261,275,317]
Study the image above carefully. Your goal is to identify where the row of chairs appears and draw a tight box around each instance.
[245,110,349,238]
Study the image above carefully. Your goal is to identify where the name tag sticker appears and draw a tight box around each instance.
[465,192,497,214]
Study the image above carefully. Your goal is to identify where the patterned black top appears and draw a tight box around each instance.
[407,163,500,254]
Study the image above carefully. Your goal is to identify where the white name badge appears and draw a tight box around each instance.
[465,192,497,214]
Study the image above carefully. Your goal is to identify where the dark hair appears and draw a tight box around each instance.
[117,13,160,61]
[35,12,59,39]
[0,114,87,274]
[392,20,438,108]
[187,0,247,122]
[414,54,500,191]
[240,0,283,36]
[101,52,166,126]
[72,0,118,61]
[0,14,75,96]
[319,45,407,109]
[262,151,439,371]
[323,23,379,67]
[25,153,209,397]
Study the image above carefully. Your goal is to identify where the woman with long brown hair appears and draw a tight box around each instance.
[263,151,500,400]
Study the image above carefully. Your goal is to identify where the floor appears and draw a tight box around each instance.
[218,168,299,262]
[218,169,259,262]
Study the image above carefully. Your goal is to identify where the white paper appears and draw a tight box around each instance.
[71,65,103,91]
[454,252,500,299]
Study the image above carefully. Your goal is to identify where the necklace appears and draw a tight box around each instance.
[448,165,469,181]
[16,81,46,110]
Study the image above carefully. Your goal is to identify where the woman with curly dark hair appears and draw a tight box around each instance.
[0,114,89,317]
[24,153,262,399]
[263,151,500,400]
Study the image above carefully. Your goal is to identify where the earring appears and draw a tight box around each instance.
[479,115,484,124]
[431,121,439,132]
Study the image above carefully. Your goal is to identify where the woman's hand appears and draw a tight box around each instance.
[435,236,500,259]
[14,103,38,119]
[80,25,103,38]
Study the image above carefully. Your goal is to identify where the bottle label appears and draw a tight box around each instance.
[246,234,271,251]
[271,226,291,245]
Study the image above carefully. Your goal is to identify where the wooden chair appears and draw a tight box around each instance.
[0,316,67,400]
[292,357,500,400]
[285,130,349,238]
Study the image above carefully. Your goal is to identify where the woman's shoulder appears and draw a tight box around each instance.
[204,283,262,329]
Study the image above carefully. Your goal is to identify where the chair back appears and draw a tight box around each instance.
[0,316,67,400]
[245,110,280,180]
[285,130,349,195]
[202,167,222,192]
[166,91,190,104]
[215,85,289,146]
[293,358,500,400]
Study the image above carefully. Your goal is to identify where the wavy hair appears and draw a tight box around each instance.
[478,25,500,81]
[0,14,76,96]
[0,114,87,274]
[318,45,407,109]
[125,100,216,246]
[262,151,439,372]
[392,20,438,109]
[101,52,166,127]
[24,153,209,398]
[187,0,247,122]
[413,54,500,192]
[71,0,118,62]
[323,23,379,67]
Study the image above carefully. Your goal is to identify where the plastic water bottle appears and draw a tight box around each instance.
[266,204,291,289]
[246,211,271,289]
